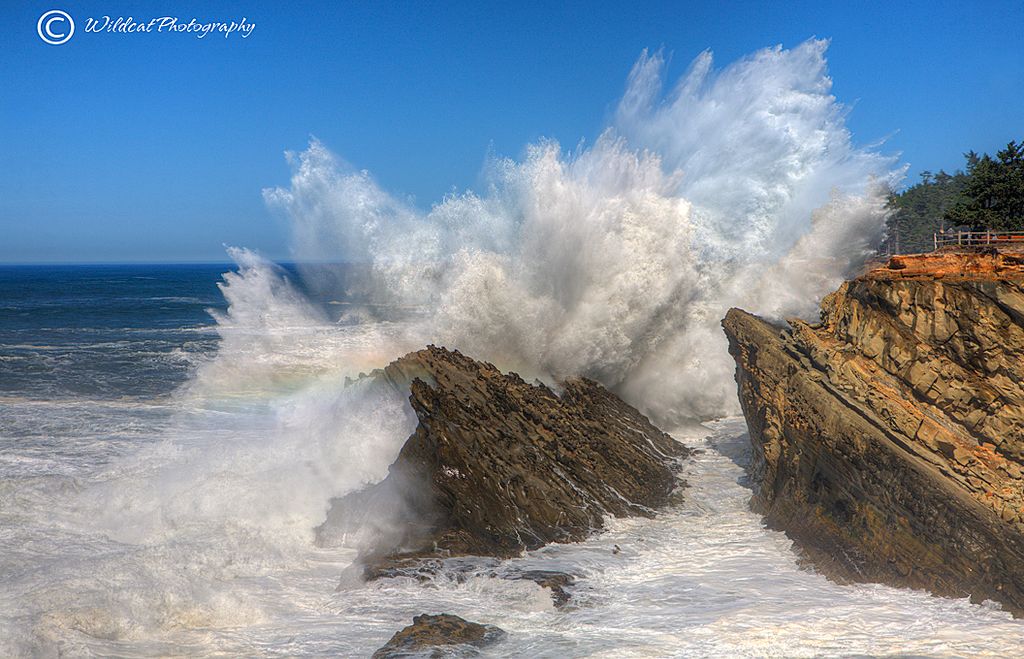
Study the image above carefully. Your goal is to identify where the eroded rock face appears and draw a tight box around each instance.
[722,250,1024,615]
[317,346,688,575]
[371,613,506,658]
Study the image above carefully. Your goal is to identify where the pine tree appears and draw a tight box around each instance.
[945,140,1024,231]
[885,169,969,253]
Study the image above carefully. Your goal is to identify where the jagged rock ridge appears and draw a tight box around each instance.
[723,250,1024,615]
[317,345,688,575]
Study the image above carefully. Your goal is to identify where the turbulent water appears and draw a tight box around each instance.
[3,40,1023,656]
[3,265,1024,657]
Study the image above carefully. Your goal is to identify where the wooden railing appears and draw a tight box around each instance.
[934,230,1024,250]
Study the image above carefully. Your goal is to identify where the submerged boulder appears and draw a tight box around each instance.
[371,613,506,658]
[723,250,1024,615]
[317,345,688,575]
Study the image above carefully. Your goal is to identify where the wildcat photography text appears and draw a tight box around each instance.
[36,10,255,44]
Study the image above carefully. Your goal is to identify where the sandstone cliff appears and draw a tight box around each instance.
[723,250,1024,615]
[317,346,688,576]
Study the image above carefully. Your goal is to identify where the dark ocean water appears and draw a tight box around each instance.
[0,264,230,400]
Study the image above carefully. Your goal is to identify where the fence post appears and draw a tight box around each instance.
[958,230,962,246]
[934,232,938,251]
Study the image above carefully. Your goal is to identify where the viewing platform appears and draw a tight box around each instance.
[933,230,1024,251]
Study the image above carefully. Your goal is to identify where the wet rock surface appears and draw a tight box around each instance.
[513,570,576,608]
[350,556,578,608]
[371,613,506,658]
[318,346,688,581]
[723,250,1024,615]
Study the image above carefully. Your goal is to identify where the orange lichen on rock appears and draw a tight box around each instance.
[869,249,1024,281]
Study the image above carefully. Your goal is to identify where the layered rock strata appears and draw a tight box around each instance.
[723,250,1024,615]
[317,346,687,577]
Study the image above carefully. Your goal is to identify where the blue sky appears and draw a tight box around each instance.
[1,0,1022,263]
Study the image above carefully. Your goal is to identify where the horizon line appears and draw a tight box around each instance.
[0,259,371,267]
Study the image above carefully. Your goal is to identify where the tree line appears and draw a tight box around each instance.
[883,139,1024,254]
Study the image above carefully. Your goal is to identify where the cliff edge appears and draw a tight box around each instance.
[722,250,1024,615]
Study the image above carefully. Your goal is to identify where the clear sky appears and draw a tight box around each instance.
[2,0,1022,263]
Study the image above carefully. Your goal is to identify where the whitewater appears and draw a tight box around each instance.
[3,40,1023,656]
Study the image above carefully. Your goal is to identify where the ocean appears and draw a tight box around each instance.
[2,263,1024,657]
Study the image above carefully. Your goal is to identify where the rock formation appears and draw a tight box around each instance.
[317,346,688,578]
[371,613,506,658]
[723,249,1024,615]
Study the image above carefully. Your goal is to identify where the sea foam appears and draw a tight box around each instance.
[252,38,898,424]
